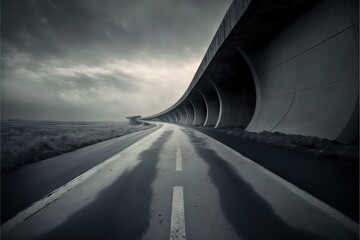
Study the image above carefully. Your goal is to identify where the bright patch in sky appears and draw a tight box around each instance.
[2,0,231,121]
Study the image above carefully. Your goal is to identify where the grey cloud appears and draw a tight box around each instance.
[1,0,232,121]
[65,73,140,92]
[3,0,230,60]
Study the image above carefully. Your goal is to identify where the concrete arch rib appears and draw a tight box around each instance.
[175,109,181,123]
[171,112,177,123]
[182,106,189,125]
[189,93,207,126]
[164,115,170,123]
[236,47,261,131]
[177,107,187,124]
[189,99,197,125]
[199,85,220,127]
[167,114,174,123]
[174,110,181,123]
[183,100,194,125]
[212,50,256,129]
[212,81,223,128]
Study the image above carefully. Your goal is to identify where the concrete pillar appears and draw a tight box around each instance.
[182,106,189,124]
[174,111,181,123]
[171,112,177,123]
[167,114,175,123]
[199,86,220,127]
[165,113,171,123]
[212,53,256,128]
[177,108,187,124]
[183,101,194,125]
[189,92,206,126]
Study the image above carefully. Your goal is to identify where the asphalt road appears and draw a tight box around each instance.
[1,125,161,224]
[1,124,358,239]
[194,127,359,222]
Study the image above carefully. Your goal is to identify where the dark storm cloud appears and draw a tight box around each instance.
[3,0,121,60]
[3,0,229,59]
[1,0,232,121]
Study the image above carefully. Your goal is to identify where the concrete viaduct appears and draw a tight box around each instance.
[143,0,359,144]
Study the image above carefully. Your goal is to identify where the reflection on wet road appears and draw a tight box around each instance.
[2,124,358,240]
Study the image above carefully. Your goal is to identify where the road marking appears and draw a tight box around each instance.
[170,186,186,240]
[1,126,163,234]
[176,142,182,171]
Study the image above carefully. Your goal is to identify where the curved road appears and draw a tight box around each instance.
[1,124,358,239]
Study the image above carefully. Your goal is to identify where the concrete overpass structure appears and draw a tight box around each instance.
[143,0,359,143]
[126,115,142,125]
[2,1,359,238]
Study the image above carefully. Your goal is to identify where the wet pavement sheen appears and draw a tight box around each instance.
[2,124,358,240]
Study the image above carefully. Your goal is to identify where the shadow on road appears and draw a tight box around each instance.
[194,127,359,222]
[37,130,173,240]
[184,129,327,240]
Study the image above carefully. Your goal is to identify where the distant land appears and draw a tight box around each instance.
[1,120,155,172]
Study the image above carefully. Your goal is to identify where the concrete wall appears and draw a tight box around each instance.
[246,0,359,143]
[143,0,358,143]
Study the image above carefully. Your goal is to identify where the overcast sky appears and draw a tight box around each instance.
[1,0,231,121]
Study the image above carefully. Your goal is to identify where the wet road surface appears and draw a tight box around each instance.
[1,125,161,223]
[1,124,358,239]
[194,127,359,222]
